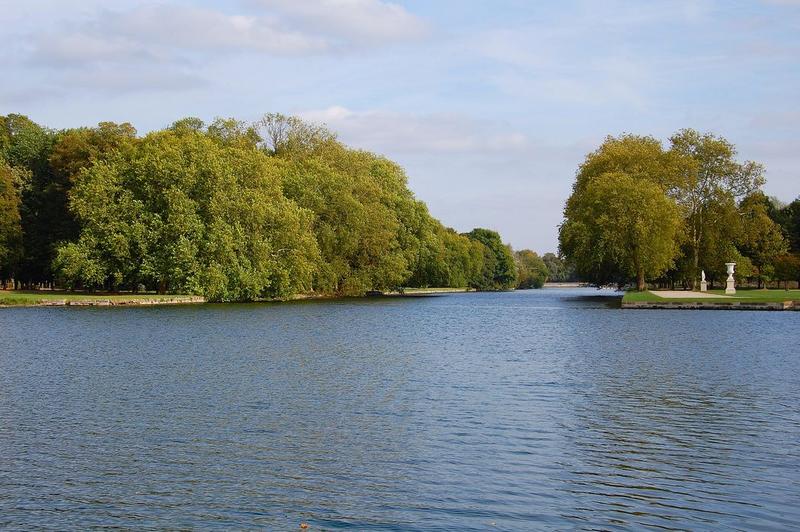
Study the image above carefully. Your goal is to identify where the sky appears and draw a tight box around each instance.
[1,0,799,252]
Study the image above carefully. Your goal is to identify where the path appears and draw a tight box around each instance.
[651,290,730,299]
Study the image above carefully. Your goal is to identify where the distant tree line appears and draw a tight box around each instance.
[0,113,541,300]
[559,130,800,290]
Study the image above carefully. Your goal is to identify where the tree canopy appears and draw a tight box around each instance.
[514,250,549,289]
[0,113,522,299]
[559,130,790,290]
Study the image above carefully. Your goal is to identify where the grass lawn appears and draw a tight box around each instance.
[0,290,199,306]
[623,288,800,304]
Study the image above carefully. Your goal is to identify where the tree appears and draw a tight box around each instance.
[772,197,800,253]
[465,228,517,290]
[560,172,681,290]
[57,126,320,301]
[773,254,800,290]
[3,112,511,299]
[542,252,575,282]
[257,113,336,157]
[737,192,787,287]
[1,114,58,285]
[573,134,679,194]
[669,129,765,288]
[514,250,548,289]
[207,117,261,149]
[0,160,23,285]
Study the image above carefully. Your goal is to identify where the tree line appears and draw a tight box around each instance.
[0,113,562,300]
[559,130,800,290]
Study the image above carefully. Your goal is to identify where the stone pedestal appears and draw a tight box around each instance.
[700,280,708,292]
[725,262,736,295]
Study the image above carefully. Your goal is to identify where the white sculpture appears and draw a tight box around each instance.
[725,262,736,295]
[700,270,707,292]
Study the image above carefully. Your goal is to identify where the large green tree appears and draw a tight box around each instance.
[772,197,800,253]
[1,114,57,285]
[56,125,320,301]
[560,134,682,289]
[737,192,787,287]
[669,129,765,288]
[560,172,681,290]
[0,160,23,284]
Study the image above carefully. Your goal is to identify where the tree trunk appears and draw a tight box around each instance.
[637,269,645,291]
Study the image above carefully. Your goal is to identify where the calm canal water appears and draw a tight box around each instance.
[1,288,799,530]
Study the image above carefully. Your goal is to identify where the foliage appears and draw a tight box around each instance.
[574,134,679,194]
[514,249,548,289]
[771,197,800,253]
[736,192,787,287]
[0,160,23,282]
[773,254,800,288]
[56,128,320,300]
[2,113,512,300]
[541,252,575,282]
[560,129,792,290]
[668,128,765,287]
[562,172,681,290]
[465,228,517,290]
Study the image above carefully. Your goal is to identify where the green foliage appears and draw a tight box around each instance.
[465,228,517,290]
[562,134,683,289]
[541,252,575,282]
[0,160,23,281]
[57,128,320,300]
[281,146,413,294]
[772,197,800,253]
[560,129,793,290]
[560,172,681,290]
[773,254,800,288]
[514,249,548,289]
[668,128,765,287]
[575,134,679,194]
[736,192,787,286]
[3,112,512,299]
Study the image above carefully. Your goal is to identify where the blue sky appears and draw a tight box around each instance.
[2,0,798,252]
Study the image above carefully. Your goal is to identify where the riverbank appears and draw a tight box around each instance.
[0,291,206,308]
[622,289,800,310]
[0,287,473,308]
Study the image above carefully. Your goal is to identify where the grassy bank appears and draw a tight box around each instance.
[0,290,204,307]
[623,288,800,304]
[1,287,472,307]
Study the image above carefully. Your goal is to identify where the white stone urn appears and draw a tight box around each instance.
[725,262,736,295]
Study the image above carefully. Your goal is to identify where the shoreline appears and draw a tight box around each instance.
[0,295,207,308]
[622,289,800,311]
[0,287,474,308]
[622,300,797,311]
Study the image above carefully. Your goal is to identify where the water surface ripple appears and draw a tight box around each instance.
[1,289,798,530]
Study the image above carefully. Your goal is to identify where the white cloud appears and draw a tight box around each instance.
[30,5,330,68]
[19,1,428,95]
[27,1,427,69]
[103,6,329,55]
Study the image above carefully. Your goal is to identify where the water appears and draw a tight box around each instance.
[1,289,798,530]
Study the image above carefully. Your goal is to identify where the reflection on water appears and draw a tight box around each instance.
[0,289,798,530]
